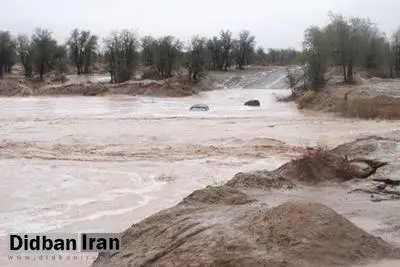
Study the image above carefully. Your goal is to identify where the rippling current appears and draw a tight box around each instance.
[0,85,399,266]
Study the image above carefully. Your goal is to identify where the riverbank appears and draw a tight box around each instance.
[0,76,198,97]
[288,72,400,120]
[0,66,279,97]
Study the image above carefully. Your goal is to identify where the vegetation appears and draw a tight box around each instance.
[255,47,298,65]
[31,28,59,80]
[185,36,208,83]
[67,29,98,75]
[8,13,399,86]
[1,27,303,83]
[301,12,400,90]
[298,90,317,109]
[104,30,138,83]
[0,31,16,78]
[16,34,33,77]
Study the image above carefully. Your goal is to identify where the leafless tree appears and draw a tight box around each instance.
[0,31,16,78]
[105,30,138,83]
[31,28,58,80]
[67,29,98,75]
[185,35,208,83]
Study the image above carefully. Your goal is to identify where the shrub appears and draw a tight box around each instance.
[298,90,317,109]
[51,72,68,83]
[141,67,159,80]
[292,146,358,182]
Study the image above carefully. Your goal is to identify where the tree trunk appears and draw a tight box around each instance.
[342,63,347,82]
[40,63,45,80]
[0,63,4,79]
[188,69,192,83]
[347,61,353,83]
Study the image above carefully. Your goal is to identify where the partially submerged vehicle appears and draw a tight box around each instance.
[190,104,210,111]
[244,100,261,106]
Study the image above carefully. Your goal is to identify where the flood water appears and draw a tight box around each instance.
[0,85,400,266]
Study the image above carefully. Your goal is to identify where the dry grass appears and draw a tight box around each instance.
[298,90,317,109]
[340,98,400,119]
[51,72,68,83]
[289,146,358,183]
[141,67,160,80]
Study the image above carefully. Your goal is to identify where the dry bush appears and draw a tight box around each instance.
[298,90,317,109]
[340,98,400,119]
[51,72,68,83]
[289,146,358,182]
[141,67,160,80]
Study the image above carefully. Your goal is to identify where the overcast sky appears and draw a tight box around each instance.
[1,0,399,49]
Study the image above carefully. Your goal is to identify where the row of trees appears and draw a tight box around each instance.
[302,12,400,89]
[0,28,299,83]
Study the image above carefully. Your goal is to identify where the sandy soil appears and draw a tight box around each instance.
[0,66,280,98]
[92,135,400,267]
[303,74,400,119]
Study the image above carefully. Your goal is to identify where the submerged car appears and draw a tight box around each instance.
[189,104,210,111]
[244,100,261,106]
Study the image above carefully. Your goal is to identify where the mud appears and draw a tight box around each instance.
[92,134,400,267]
[305,74,400,119]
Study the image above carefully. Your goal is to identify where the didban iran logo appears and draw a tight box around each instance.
[8,233,120,253]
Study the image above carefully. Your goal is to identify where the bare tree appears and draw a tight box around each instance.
[185,35,208,83]
[16,34,33,77]
[31,28,58,80]
[285,67,305,94]
[206,37,223,70]
[392,27,400,75]
[303,26,330,90]
[67,29,98,75]
[220,30,233,71]
[141,36,156,67]
[16,34,34,77]
[327,13,350,82]
[105,30,138,83]
[0,31,16,79]
[233,30,256,69]
[152,36,183,78]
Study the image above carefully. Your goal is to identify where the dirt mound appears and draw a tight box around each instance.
[91,201,398,267]
[92,135,400,266]
[278,147,366,183]
[250,202,398,266]
[226,170,295,189]
[0,79,32,96]
[181,185,253,205]
[228,148,371,189]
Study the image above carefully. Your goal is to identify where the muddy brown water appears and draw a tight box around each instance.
[0,88,399,266]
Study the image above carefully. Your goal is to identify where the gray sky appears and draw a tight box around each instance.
[1,0,400,49]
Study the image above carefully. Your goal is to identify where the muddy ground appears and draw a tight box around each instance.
[300,72,400,119]
[0,66,279,97]
[92,133,400,267]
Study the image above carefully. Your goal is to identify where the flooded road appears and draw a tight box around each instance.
[1,86,400,266]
